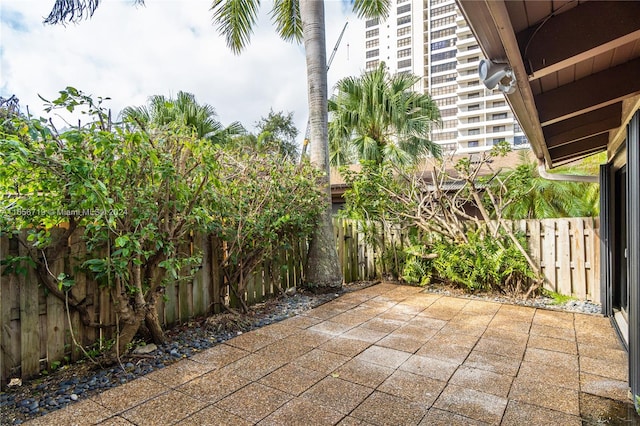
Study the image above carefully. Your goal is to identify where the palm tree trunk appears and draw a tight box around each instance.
[300,0,342,291]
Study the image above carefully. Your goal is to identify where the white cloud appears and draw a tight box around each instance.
[0,0,365,140]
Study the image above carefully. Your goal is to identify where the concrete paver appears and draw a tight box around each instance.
[25,283,638,425]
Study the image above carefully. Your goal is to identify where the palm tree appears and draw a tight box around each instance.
[501,151,600,219]
[210,0,390,290]
[329,62,441,168]
[121,91,244,144]
[44,0,391,291]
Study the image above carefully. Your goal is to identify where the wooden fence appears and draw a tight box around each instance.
[1,217,599,387]
[336,217,601,301]
[0,231,306,388]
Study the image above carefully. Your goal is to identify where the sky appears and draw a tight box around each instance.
[0,1,365,141]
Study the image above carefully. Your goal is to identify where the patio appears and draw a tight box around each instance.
[24,283,635,425]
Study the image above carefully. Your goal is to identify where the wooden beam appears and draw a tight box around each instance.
[517,1,640,80]
[535,57,640,126]
[549,133,609,164]
[543,103,622,148]
[457,0,550,164]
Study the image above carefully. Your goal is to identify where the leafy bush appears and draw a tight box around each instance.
[401,244,433,286]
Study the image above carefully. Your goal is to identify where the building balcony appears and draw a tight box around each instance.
[457,83,484,94]
[456,47,482,59]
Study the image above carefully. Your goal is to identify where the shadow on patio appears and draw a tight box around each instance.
[24,283,639,425]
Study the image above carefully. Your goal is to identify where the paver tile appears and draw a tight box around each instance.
[463,350,521,376]
[24,399,112,426]
[341,326,388,343]
[473,336,527,359]
[258,364,325,396]
[378,370,446,405]
[449,366,513,398]
[523,347,579,370]
[532,310,574,329]
[145,359,213,387]
[225,331,279,352]
[508,376,580,416]
[501,400,581,426]
[308,320,355,336]
[215,382,291,423]
[460,300,500,314]
[410,315,448,330]
[120,390,207,425]
[301,376,373,414]
[359,317,404,333]
[223,352,288,380]
[377,334,424,353]
[399,354,459,382]
[319,336,372,357]
[281,315,322,329]
[291,348,350,374]
[332,358,395,388]
[417,336,475,364]
[517,361,579,390]
[255,337,313,362]
[392,324,439,342]
[529,323,576,341]
[580,372,631,401]
[288,328,333,347]
[527,334,578,354]
[419,408,490,426]
[336,416,375,425]
[176,370,251,402]
[91,377,170,413]
[189,343,249,368]
[580,355,628,381]
[578,343,628,363]
[355,345,411,369]
[258,397,344,426]
[178,405,252,426]
[96,416,136,425]
[350,391,428,425]
[433,384,507,425]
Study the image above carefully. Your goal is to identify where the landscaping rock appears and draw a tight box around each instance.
[133,343,157,354]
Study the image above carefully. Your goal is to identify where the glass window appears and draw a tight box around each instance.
[397,4,411,14]
[365,39,379,48]
[398,37,411,47]
[366,28,379,38]
[366,49,379,59]
[397,59,412,68]
[366,18,379,28]
[397,15,411,25]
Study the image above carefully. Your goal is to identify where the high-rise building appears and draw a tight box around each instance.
[363,0,529,154]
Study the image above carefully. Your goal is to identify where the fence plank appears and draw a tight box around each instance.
[46,234,66,369]
[68,230,86,360]
[556,220,572,296]
[542,220,557,292]
[19,231,40,379]
[0,236,10,389]
[571,218,587,299]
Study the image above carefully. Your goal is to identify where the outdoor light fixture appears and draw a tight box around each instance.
[478,59,516,95]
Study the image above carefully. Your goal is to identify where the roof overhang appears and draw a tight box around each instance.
[456,0,640,168]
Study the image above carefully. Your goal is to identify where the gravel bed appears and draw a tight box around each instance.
[421,284,603,315]
[0,280,600,424]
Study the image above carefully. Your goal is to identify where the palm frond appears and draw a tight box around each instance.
[44,0,144,25]
[270,0,302,43]
[352,0,390,20]
[211,0,261,54]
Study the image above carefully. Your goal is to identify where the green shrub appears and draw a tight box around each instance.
[432,230,535,294]
[401,245,433,286]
